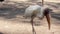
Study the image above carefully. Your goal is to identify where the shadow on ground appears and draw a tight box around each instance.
[51,12,60,20]
[51,12,60,25]
[0,7,26,19]
[0,1,28,19]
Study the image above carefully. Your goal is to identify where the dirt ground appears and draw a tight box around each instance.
[0,0,60,34]
[0,15,60,34]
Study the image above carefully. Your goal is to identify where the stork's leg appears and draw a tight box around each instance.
[31,16,36,34]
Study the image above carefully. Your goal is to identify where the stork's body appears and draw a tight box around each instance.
[24,5,44,19]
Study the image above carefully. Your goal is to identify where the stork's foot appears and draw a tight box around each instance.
[33,29,36,34]
[33,31,36,34]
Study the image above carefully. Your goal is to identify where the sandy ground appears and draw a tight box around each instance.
[0,0,60,34]
[0,16,60,34]
[0,15,60,34]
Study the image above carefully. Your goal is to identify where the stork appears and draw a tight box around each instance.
[23,0,53,34]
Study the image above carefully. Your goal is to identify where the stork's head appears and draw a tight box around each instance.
[44,8,53,12]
